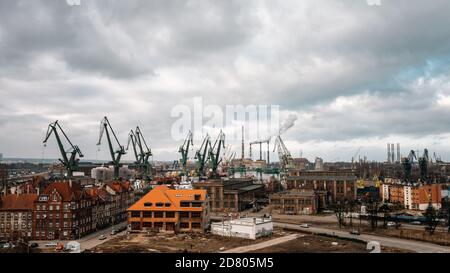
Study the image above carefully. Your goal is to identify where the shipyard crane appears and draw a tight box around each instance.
[178,131,193,174]
[134,126,153,177]
[208,131,226,177]
[351,147,362,164]
[97,116,126,179]
[43,120,84,177]
[126,130,140,165]
[273,135,293,172]
[194,134,211,177]
[402,150,417,182]
[418,148,429,183]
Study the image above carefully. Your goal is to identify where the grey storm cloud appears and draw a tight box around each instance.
[1,0,450,162]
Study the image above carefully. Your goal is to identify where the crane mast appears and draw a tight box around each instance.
[208,131,225,177]
[194,134,211,177]
[134,126,152,178]
[273,135,293,173]
[43,120,84,177]
[178,131,193,175]
[97,116,125,179]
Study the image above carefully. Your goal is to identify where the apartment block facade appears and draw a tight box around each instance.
[127,185,210,233]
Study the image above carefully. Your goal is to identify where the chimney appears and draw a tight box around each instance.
[36,187,40,196]
[391,144,395,163]
[387,143,391,163]
[69,180,72,188]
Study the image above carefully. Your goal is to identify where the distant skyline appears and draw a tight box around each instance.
[1,1,450,162]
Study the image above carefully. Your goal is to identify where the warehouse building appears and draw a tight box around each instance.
[193,178,265,213]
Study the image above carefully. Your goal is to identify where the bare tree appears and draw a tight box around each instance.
[423,202,440,235]
[441,197,450,233]
[332,200,346,229]
[367,200,379,231]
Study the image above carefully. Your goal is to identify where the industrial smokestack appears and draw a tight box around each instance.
[387,143,391,163]
[391,144,395,163]
[241,126,245,162]
[397,143,400,163]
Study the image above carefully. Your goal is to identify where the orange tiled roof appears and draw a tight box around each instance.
[0,194,38,211]
[105,181,132,193]
[127,185,206,212]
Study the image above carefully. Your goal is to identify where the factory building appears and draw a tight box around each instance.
[269,189,320,215]
[127,185,210,233]
[285,170,358,203]
[193,178,265,213]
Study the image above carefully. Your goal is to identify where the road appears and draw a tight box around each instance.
[275,222,450,253]
[30,222,128,252]
[221,234,300,253]
[78,223,128,251]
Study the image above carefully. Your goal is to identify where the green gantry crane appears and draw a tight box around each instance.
[208,131,225,178]
[97,116,126,179]
[134,126,152,178]
[194,134,211,177]
[178,130,193,175]
[43,120,84,177]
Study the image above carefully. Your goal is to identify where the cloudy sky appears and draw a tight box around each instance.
[1,0,450,163]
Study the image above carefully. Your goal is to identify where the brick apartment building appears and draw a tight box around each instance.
[286,170,358,203]
[104,181,135,224]
[269,189,319,215]
[0,194,37,242]
[193,178,265,212]
[33,181,93,240]
[127,185,210,233]
[380,179,445,210]
[86,186,112,231]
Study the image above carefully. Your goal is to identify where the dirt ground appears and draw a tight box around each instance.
[89,231,281,253]
[252,234,409,253]
[88,227,409,253]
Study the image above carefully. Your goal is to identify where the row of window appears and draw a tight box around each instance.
[130,211,202,218]
[132,221,202,229]
[0,223,32,229]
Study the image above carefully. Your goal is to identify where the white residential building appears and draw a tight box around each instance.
[211,217,273,240]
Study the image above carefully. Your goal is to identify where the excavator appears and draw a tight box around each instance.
[43,120,84,177]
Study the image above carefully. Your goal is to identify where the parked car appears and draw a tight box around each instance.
[410,221,422,225]
[299,224,309,228]
[98,235,107,240]
[111,229,117,235]
[30,243,39,248]
[55,243,65,251]
[386,221,396,227]
[45,242,58,248]
[3,243,11,248]
[350,230,360,235]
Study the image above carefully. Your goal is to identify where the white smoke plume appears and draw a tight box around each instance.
[279,114,298,135]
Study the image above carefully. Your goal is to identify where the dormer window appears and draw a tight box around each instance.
[155,202,164,207]
[164,203,171,207]
[144,202,152,207]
